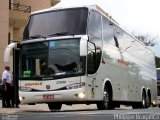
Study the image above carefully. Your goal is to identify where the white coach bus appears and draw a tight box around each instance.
[4,5,157,111]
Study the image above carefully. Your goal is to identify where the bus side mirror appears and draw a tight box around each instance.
[4,43,17,63]
[80,35,88,56]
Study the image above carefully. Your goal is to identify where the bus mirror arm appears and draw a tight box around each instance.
[87,41,97,72]
[88,41,96,54]
[4,43,17,63]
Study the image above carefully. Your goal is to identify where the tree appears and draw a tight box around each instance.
[131,32,160,68]
[131,32,158,46]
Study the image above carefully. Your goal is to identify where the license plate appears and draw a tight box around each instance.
[43,94,54,99]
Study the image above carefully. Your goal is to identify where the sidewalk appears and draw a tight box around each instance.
[0,100,97,114]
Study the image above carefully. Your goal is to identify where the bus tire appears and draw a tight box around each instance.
[140,90,147,108]
[96,85,114,110]
[48,103,62,111]
[146,91,151,108]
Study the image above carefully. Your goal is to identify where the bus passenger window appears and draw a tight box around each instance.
[114,36,119,48]
[87,10,102,74]
[102,16,115,46]
[88,10,102,41]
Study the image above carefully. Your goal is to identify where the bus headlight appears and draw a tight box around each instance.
[78,92,85,99]
[152,101,156,105]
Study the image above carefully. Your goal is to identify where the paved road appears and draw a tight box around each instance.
[1,108,160,120]
[0,100,98,113]
[0,100,160,120]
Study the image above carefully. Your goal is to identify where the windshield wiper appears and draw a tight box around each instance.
[48,32,74,37]
[29,35,46,39]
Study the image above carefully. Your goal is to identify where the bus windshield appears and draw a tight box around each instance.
[23,8,88,40]
[20,38,85,79]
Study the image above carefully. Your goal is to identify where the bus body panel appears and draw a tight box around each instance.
[19,87,86,104]
[19,76,88,103]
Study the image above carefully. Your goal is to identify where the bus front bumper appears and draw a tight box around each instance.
[19,88,86,104]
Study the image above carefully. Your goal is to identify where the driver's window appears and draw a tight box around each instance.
[87,42,96,74]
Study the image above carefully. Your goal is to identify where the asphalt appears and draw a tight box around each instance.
[0,100,97,114]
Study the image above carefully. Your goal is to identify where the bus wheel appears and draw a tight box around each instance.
[133,91,147,109]
[48,103,62,111]
[146,92,151,108]
[141,91,147,108]
[97,87,113,110]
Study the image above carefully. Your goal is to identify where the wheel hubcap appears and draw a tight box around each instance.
[103,90,109,106]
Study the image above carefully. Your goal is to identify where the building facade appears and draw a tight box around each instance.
[0,0,60,74]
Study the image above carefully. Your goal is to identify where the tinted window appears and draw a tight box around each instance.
[88,10,102,41]
[113,27,123,48]
[157,69,160,80]
[23,8,88,40]
[87,10,102,74]
[102,16,115,46]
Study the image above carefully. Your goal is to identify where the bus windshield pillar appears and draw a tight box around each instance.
[13,48,20,107]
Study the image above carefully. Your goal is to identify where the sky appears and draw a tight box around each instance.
[55,0,160,57]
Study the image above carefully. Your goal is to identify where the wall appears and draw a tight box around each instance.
[14,0,51,12]
[0,0,9,75]
[0,0,60,76]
